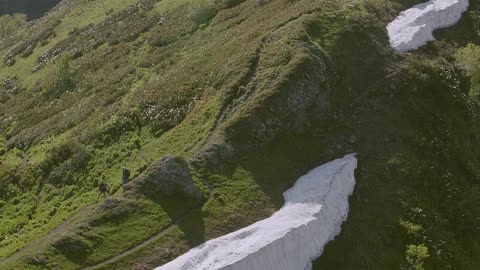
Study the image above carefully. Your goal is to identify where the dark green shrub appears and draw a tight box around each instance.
[0,14,26,39]
[0,172,15,200]
[93,111,140,147]
[189,0,218,25]
[42,55,74,99]
[39,141,90,186]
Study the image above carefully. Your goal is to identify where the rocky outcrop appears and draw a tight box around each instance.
[133,156,202,199]
[51,233,92,263]
[193,16,333,169]
[155,154,357,270]
[387,0,469,52]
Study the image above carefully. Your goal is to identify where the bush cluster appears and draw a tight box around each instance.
[39,141,90,187]
[42,55,75,99]
[189,0,218,25]
[0,14,26,39]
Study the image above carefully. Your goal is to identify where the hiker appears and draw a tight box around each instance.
[97,181,107,202]
[122,167,130,191]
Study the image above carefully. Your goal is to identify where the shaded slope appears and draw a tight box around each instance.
[156,154,356,270]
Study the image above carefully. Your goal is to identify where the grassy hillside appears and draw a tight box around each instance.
[0,0,479,269]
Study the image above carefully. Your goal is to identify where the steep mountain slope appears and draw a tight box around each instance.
[0,0,479,269]
[156,154,357,270]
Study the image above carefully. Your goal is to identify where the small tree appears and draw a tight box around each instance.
[43,55,74,98]
[0,14,27,39]
[456,43,480,98]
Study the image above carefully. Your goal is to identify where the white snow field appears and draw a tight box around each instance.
[155,154,357,270]
[387,0,469,52]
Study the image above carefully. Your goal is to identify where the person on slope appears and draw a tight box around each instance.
[122,167,130,192]
[97,181,107,202]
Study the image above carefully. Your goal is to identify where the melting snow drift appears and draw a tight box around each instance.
[387,0,469,51]
[155,154,357,270]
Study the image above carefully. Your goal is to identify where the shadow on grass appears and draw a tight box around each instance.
[147,193,207,247]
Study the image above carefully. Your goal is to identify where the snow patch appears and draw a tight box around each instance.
[387,0,469,52]
[155,154,357,270]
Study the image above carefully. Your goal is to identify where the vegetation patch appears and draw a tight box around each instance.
[1,0,480,270]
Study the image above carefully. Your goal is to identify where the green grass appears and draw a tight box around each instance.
[26,131,73,165]
[154,0,189,13]
[72,196,197,265]
[0,0,137,88]
[0,188,97,260]
[141,91,223,160]
[0,148,22,173]
[1,0,480,269]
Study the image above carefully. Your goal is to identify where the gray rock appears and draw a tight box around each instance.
[29,256,48,266]
[134,156,202,199]
[51,233,91,261]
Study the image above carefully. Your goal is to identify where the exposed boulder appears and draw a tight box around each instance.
[28,256,48,266]
[133,156,202,199]
[51,233,91,263]
[89,198,138,226]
